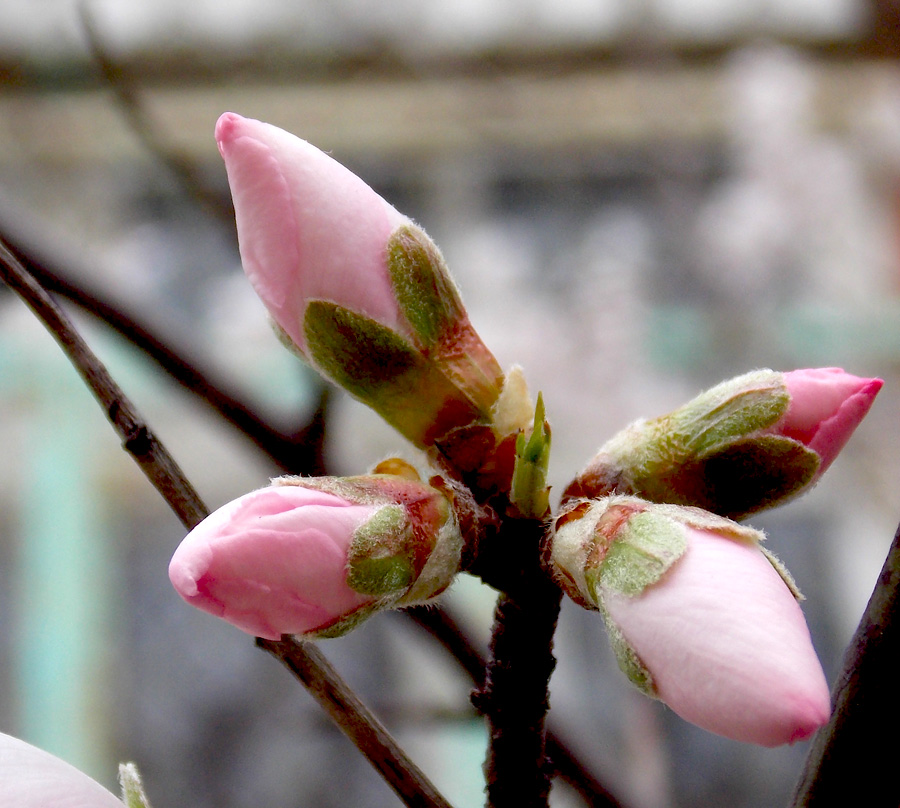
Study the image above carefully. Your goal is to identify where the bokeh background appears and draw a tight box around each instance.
[1,2,899,806]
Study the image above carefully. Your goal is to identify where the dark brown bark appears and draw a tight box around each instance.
[791,514,900,807]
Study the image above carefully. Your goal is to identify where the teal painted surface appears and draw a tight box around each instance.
[11,335,112,782]
[647,303,900,369]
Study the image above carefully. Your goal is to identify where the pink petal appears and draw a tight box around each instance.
[169,486,378,639]
[0,732,123,808]
[604,527,831,746]
[216,112,407,352]
[780,368,882,472]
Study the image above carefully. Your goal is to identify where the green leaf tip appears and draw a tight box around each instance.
[119,763,152,808]
[511,392,552,518]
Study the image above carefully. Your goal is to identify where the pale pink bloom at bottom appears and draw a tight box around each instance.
[0,732,123,808]
[604,527,831,747]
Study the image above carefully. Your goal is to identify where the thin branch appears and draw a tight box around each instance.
[257,637,455,808]
[0,239,207,530]
[467,517,563,808]
[790,515,900,807]
[0,240,453,808]
[404,607,626,808]
[78,2,235,223]
[0,216,327,475]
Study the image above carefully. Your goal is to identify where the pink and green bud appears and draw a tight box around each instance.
[549,496,831,747]
[0,731,132,807]
[168,471,463,640]
[215,112,505,456]
[564,367,882,519]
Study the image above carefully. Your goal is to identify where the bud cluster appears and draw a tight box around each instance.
[165,111,886,750]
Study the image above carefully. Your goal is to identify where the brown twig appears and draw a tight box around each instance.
[78,2,235,224]
[0,240,454,808]
[0,217,327,475]
[790,515,900,807]
[257,637,455,808]
[404,606,627,808]
[466,517,563,808]
[0,239,207,529]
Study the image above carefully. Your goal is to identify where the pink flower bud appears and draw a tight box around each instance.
[215,112,407,355]
[169,475,462,640]
[778,368,882,476]
[550,497,831,746]
[215,113,505,455]
[564,367,882,519]
[0,731,125,807]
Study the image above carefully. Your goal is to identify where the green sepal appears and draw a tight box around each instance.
[347,555,414,596]
[305,301,421,391]
[304,301,484,445]
[119,763,152,808]
[696,435,820,519]
[346,505,415,596]
[269,317,307,360]
[511,392,552,518]
[670,371,789,456]
[760,544,803,601]
[387,224,465,348]
[399,509,464,603]
[601,606,657,697]
[588,511,687,598]
[620,372,788,481]
[311,600,392,639]
[585,370,823,518]
[627,434,819,520]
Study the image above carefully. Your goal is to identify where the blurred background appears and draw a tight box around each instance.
[1,1,899,806]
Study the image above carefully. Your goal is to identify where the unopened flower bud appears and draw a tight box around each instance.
[549,496,830,747]
[216,112,505,458]
[168,472,463,640]
[564,367,882,519]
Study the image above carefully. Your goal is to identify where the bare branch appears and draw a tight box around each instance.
[464,517,562,808]
[404,607,627,808]
[0,238,207,530]
[257,637,456,808]
[78,2,235,224]
[791,518,900,807]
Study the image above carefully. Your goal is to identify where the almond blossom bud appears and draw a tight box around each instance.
[549,496,830,747]
[779,367,882,472]
[215,112,505,457]
[0,731,126,807]
[564,367,882,519]
[168,471,463,640]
